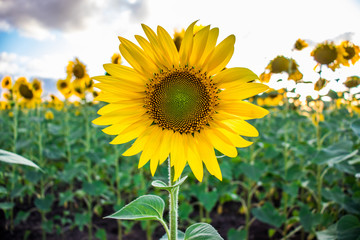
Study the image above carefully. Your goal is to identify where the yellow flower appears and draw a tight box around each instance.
[261,56,302,82]
[72,78,86,99]
[311,41,337,66]
[32,78,42,98]
[314,78,328,91]
[111,53,122,64]
[45,110,54,120]
[0,101,11,110]
[344,76,360,88]
[294,38,308,51]
[1,76,12,89]
[93,22,269,182]
[8,111,14,117]
[311,113,324,126]
[13,77,39,108]
[67,58,88,79]
[49,94,64,111]
[57,77,73,99]
[338,41,360,66]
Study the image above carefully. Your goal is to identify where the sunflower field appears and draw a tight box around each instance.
[1,23,360,240]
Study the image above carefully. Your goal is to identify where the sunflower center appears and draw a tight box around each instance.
[19,84,33,99]
[60,82,68,88]
[313,45,337,65]
[73,64,85,79]
[33,82,40,90]
[344,46,355,60]
[145,68,217,134]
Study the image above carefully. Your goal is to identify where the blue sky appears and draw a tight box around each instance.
[1,0,360,99]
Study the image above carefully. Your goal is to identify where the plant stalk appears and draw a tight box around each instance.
[168,158,179,240]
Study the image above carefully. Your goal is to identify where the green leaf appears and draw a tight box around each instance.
[0,186,7,196]
[105,195,165,221]
[0,202,14,210]
[0,149,41,170]
[351,119,360,138]
[75,212,90,231]
[251,202,286,228]
[152,176,188,191]
[337,215,360,240]
[198,191,219,212]
[14,211,30,225]
[184,223,223,240]
[313,143,358,166]
[83,180,108,196]
[238,162,265,182]
[95,228,107,240]
[227,228,247,240]
[179,202,194,221]
[299,205,322,232]
[34,194,54,212]
[316,224,337,240]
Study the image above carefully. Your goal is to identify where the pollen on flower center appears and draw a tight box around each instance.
[145,67,218,134]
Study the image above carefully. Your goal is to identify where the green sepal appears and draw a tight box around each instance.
[152,176,188,191]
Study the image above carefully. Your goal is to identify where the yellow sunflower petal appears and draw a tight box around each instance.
[198,27,219,65]
[186,134,203,182]
[195,132,222,180]
[110,122,149,145]
[122,127,154,156]
[157,26,179,66]
[179,20,198,66]
[103,64,147,83]
[189,25,210,67]
[204,128,238,158]
[213,67,258,86]
[219,83,269,101]
[217,101,269,119]
[92,108,146,125]
[202,35,235,76]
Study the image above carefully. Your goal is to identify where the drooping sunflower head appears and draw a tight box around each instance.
[262,56,302,82]
[344,76,360,88]
[1,76,12,89]
[93,21,269,182]
[294,38,308,51]
[311,42,338,65]
[111,53,122,64]
[314,78,328,91]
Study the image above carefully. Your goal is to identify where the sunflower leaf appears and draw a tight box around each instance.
[0,149,41,170]
[152,176,188,191]
[184,223,223,240]
[105,195,165,222]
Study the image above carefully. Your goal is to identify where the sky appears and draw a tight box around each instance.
[1,0,360,99]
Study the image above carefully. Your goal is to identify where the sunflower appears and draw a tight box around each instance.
[311,41,338,70]
[260,56,303,83]
[257,88,284,106]
[13,78,38,108]
[344,76,360,88]
[45,110,54,120]
[0,101,11,110]
[294,38,308,51]
[57,77,73,99]
[111,53,122,64]
[1,76,12,89]
[32,78,43,98]
[67,58,88,79]
[337,41,360,67]
[314,78,328,91]
[93,22,269,182]
[49,94,64,111]
[72,78,86,99]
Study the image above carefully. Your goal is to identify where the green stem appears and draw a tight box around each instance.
[315,111,322,213]
[83,100,93,240]
[114,147,122,240]
[168,158,179,240]
[37,105,46,240]
[10,101,18,232]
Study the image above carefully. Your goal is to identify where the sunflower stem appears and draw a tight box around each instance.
[168,158,179,240]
